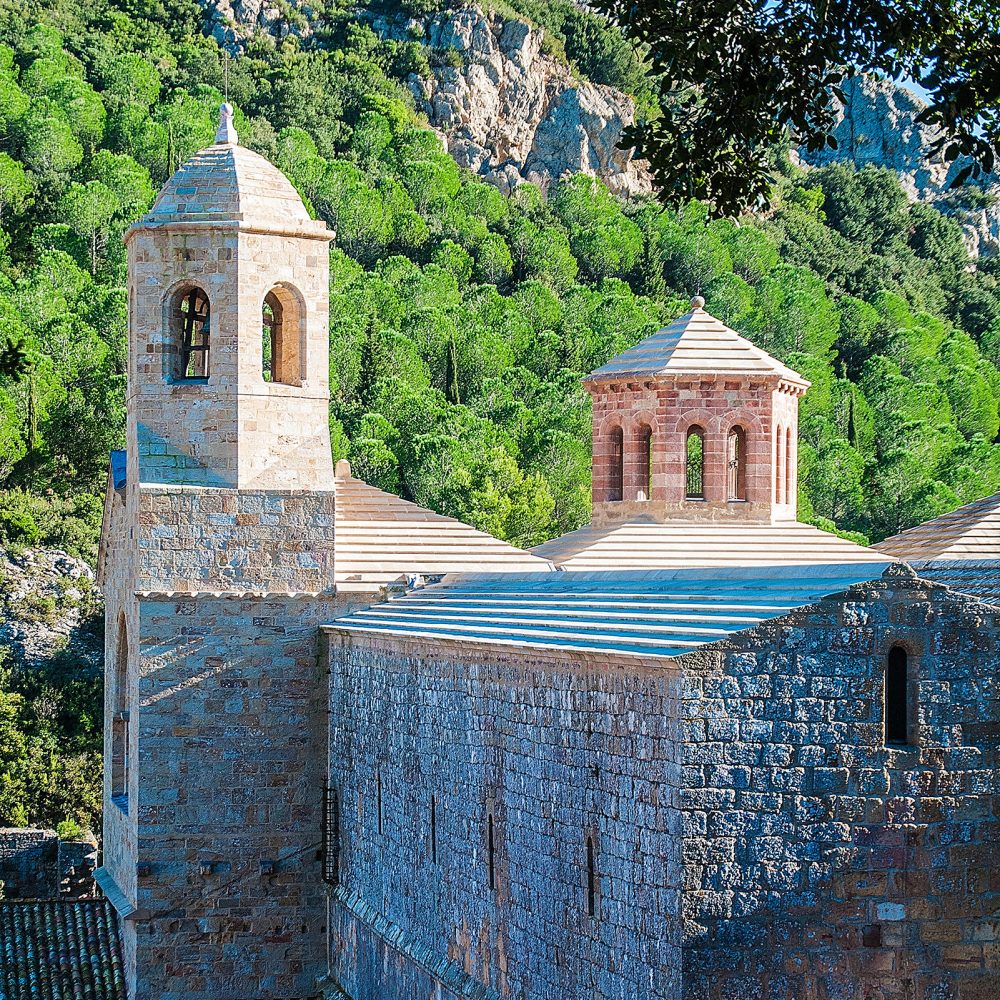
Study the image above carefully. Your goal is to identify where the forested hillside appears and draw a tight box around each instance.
[2,0,1000,832]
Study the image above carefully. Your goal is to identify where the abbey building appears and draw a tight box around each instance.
[89,107,998,1000]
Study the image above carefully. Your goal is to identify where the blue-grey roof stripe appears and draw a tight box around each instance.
[327,564,890,658]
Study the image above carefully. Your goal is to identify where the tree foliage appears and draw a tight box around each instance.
[590,0,1000,215]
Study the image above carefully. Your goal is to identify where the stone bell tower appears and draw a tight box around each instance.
[98,106,337,1000]
[584,296,809,526]
[126,102,335,491]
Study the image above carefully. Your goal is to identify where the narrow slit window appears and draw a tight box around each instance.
[376,770,383,835]
[487,812,496,891]
[727,426,747,501]
[586,834,597,917]
[111,612,129,804]
[686,426,705,499]
[637,425,652,500]
[609,427,624,501]
[177,288,210,379]
[885,646,909,745]
[322,786,340,886]
[430,795,437,863]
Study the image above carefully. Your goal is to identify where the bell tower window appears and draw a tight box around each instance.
[608,426,624,502]
[727,426,747,501]
[636,425,653,500]
[176,287,210,380]
[785,426,794,506]
[261,284,304,386]
[686,426,705,499]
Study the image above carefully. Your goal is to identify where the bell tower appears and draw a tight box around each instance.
[585,296,809,527]
[99,106,337,1000]
[125,102,335,490]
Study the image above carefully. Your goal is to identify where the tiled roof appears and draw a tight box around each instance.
[531,517,888,571]
[907,559,1000,606]
[585,306,809,386]
[333,462,554,590]
[141,141,329,236]
[874,492,1000,561]
[0,899,124,1000]
[325,564,891,658]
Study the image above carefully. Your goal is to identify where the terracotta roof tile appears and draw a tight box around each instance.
[334,463,554,589]
[874,492,1000,561]
[586,307,809,387]
[531,517,888,570]
[0,899,125,1000]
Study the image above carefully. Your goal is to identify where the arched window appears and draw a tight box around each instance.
[608,426,624,502]
[686,426,705,499]
[776,425,785,505]
[174,287,210,379]
[111,612,129,805]
[885,646,909,745]
[785,427,794,506]
[636,425,653,500]
[727,426,747,501]
[261,284,304,385]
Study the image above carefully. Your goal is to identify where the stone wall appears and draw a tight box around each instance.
[325,636,684,1000]
[678,567,1000,1000]
[117,593,337,1000]
[0,829,59,898]
[136,487,336,593]
[326,567,999,1000]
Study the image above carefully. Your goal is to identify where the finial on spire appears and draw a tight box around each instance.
[690,294,706,310]
[215,102,238,145]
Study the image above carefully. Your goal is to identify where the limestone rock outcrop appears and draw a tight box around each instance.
[799,75,1000,256]
[368,6,653,196]
[0,548,102,669]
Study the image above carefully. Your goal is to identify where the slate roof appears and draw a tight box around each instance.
[875,492,1000,561]
[585,306,809,387]
[325,564,891,659]
[0,899,125,1000]
[531,517,888,570]
[908,559,1000,606]
[333,461,554,591]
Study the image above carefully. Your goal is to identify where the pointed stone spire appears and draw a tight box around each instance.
[215,101,238,145]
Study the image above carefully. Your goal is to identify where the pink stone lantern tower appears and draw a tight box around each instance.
[584,296,810,528]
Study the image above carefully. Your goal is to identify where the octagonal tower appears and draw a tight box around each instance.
[585,297,809,527]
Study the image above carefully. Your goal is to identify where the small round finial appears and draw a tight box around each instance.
[335,458,353,479]
[215,102,238,145]
[690,295,706,310]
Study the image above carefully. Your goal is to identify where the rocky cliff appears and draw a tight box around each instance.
[367,6,652,196]
[202,0,652,196]
[797,75,1000,256]
[0,548,102,670]
[200,0,998,251]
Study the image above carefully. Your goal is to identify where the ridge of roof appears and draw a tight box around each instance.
[874,492,1000,561]
[585,307,809,387]
[333,463,554,588]
[531,517,888,570]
